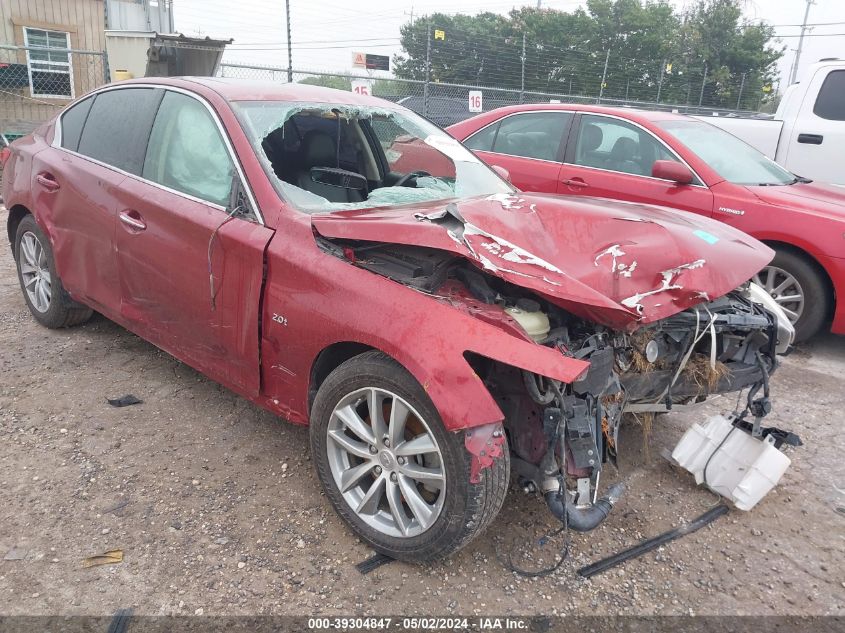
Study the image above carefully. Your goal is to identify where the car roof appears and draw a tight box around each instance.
[111,76,397,108]
[478,103,691,124]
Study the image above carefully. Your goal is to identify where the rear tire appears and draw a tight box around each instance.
[753,249,829,343]
[14,215,92,329]
[310,350,509,562]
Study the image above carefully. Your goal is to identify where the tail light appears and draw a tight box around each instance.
[0,146,10,167]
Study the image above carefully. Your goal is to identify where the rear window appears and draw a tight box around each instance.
[813,70,845,121]
[77,88,162,174]
[60,96,94,152]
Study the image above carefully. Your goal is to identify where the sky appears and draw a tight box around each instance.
[172,0,845,89]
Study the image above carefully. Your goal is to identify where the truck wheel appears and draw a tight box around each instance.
[310,350,509,562]
[752,249,829,342]
[14,215,92,329]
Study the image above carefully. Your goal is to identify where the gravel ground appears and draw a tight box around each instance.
[0,241,843,617]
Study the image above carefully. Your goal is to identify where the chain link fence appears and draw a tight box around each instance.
[0,44,108,142]
[219,61,768,129]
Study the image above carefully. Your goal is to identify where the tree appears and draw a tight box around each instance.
[299,74,352,91]
[392,0,783,109]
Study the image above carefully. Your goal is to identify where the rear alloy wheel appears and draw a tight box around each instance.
[310,351,509,562]
[14,215,93,329]
[752,249,829,342]
[18,230,52,313]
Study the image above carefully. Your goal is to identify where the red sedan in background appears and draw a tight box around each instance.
[448,105,845,341]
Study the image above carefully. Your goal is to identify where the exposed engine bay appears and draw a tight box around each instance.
[319,236,797,531]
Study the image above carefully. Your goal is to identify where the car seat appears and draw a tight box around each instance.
[578,124,604,168]
[293,131,364,203]
[606,137,643,175]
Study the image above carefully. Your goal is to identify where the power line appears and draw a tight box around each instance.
[776,31,845,38]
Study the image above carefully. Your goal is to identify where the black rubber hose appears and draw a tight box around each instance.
[544,482,626,532]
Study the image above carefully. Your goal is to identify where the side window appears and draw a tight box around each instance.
[77,88,161,174]
[143,91,234,207]
[813,70,845,121]
[490,112,571,161]
[463,123,499,152]
[60,96,94,152]
[574,115,680,177]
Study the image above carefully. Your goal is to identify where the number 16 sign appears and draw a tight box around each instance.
[468,90,483,113]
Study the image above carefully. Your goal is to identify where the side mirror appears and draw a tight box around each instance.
[491,164,511,183]
[652,160,693,185]
[310,167,368,191]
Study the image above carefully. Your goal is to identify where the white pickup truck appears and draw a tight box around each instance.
[698,59,845,185]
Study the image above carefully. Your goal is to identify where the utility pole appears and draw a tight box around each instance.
[598,48,610,103]
[698,63,707,107]
[789,0,814,85]
[285,0,292,82]
[520,33,526,104]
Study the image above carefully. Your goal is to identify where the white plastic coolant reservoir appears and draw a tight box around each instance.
[671,414,791,511]
[505,299,550,342]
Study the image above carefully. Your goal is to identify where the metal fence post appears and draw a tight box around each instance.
[519,33,526,104]
[656,58,665,103]
[598,49,609,103]
[285,0,292,83]
[102,50,110,84]
[698,63,707,107]
[736,72,746,110]
[423,20,431,118]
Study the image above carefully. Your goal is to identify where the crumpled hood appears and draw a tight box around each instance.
[312,192,773,329]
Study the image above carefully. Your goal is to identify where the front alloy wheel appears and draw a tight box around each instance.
[752,265,804,325]
[310,351,509,562]
[751,249,829,342]
[327,387,445,538]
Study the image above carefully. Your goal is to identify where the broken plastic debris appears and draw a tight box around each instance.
[82,549,124,568]
[107,395,143,408]
[4,546,27,561]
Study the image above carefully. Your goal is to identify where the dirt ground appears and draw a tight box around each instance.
[0,242,843,618]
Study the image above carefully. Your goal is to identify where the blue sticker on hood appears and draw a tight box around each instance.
[693,229,719,245]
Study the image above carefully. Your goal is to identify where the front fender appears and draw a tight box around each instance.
[260,228,589,432]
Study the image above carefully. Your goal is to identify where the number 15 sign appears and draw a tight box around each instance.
[468,90,483,113]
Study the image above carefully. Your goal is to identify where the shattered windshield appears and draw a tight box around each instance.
[232,101,513,213]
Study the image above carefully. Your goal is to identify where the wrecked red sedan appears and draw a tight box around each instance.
[3,79,794,561]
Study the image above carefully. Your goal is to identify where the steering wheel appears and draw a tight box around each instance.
[394,170,432,187]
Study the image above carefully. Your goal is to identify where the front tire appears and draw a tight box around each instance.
[752,249,829,342]
[14,215,92,329]
[310,351,509,562]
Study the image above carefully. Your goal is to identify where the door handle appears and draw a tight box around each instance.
[35,172,60,192]
[561,177,588,188]
[797,133,823,145]
[119,210,146,232]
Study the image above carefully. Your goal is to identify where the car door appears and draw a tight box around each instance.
[114,89,274,397]
[462,111,572,192]
[559,113,714,216]
[30,87,162,314]
[781,68,845,184]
